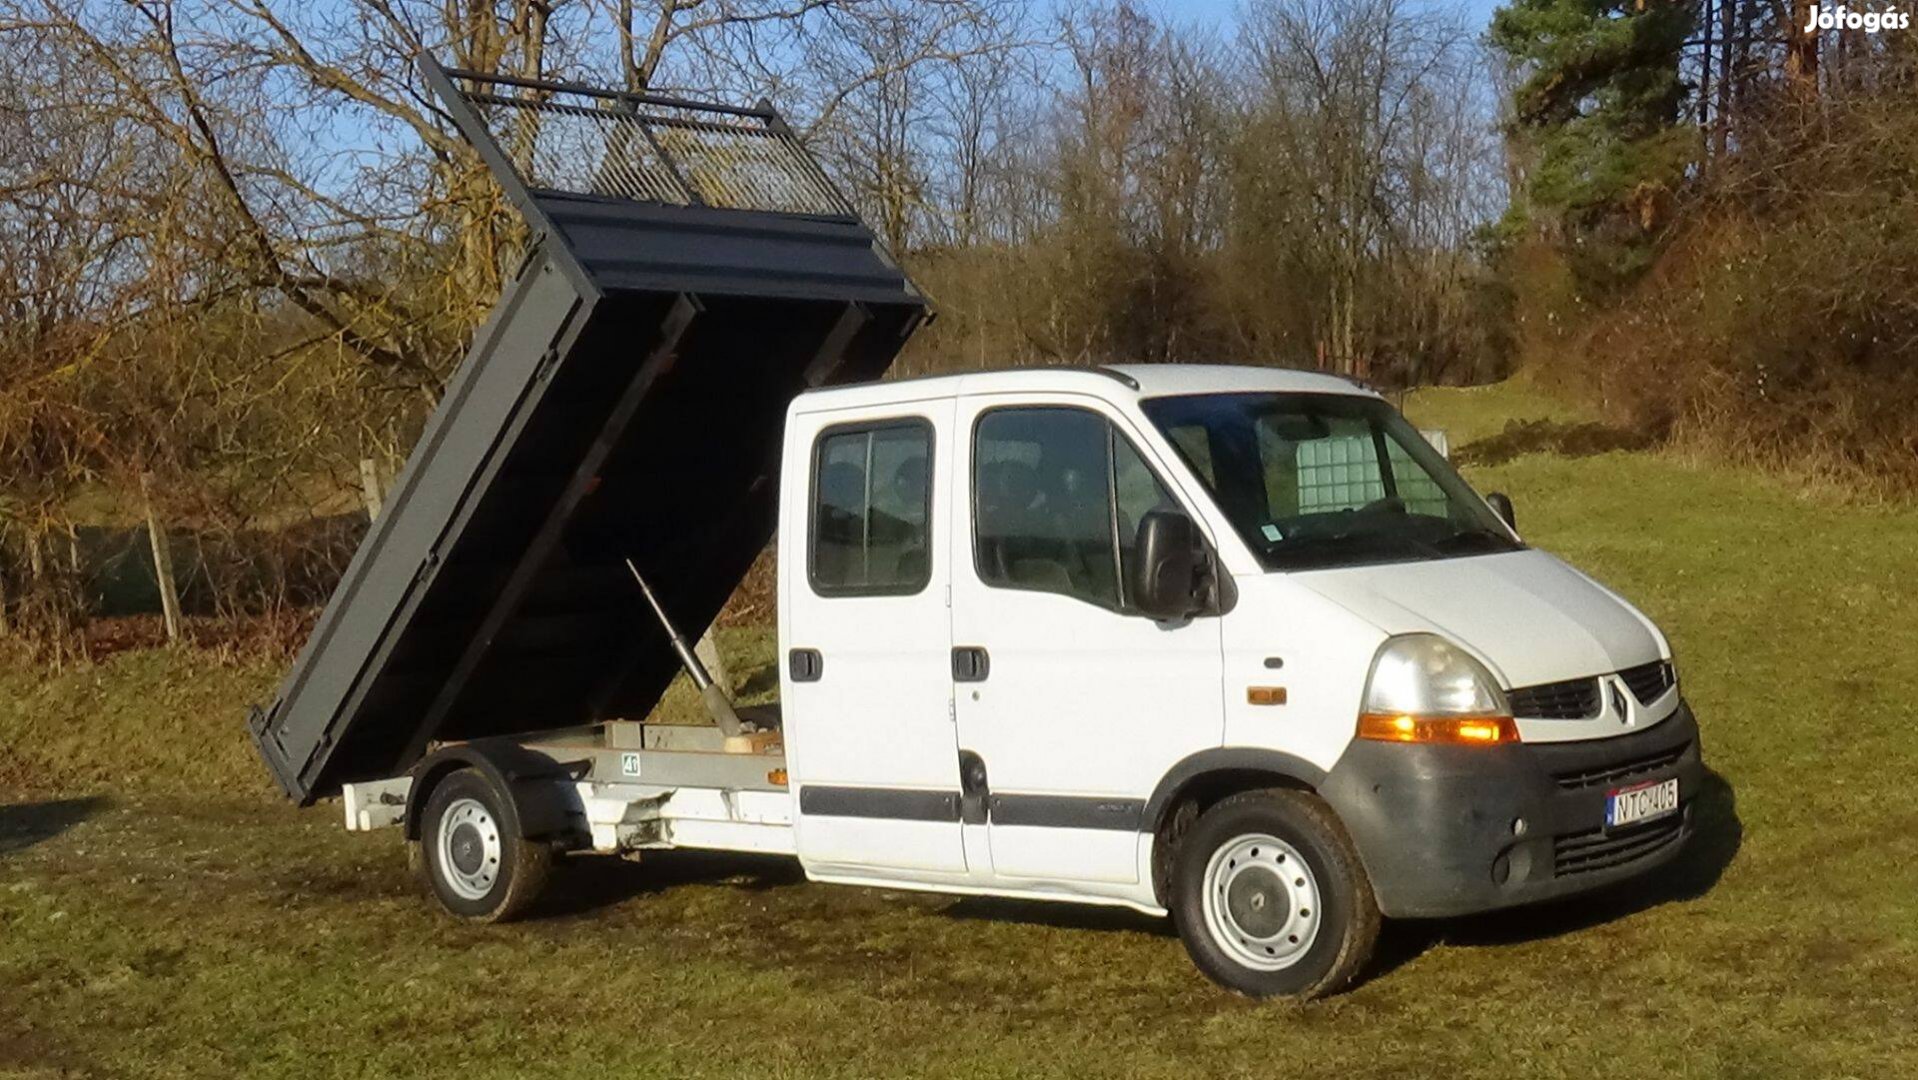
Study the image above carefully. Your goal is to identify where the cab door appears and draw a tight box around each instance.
[783,400,970,880]
[949,397,1224,886]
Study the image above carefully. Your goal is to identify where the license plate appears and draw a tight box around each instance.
[1606,777,1679,828]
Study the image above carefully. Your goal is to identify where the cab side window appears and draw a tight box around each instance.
[810,421,932,596]
[974,407,1179,612]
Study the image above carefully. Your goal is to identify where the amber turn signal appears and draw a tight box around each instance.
[1357,713,1520,745]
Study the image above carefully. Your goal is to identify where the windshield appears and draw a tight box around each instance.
[1140,392,1521,571]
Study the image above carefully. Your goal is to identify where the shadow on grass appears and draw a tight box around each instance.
[0,796,108,859]
[524,769,1740,980]
[536,848,805,919]
[532,843,1172,938]
[1371,768,1743,978]
[535,844,1177,954]
[1456,419,1661,467]
[734,660,780,701]
[941,896,1173,937]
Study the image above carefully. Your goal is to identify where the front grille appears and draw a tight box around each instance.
[1551,741,1690,790]
[1511,660,1677,720]
[1508,677,1600,719]
[1618,660,1676,704]
[1554,814,1686,877]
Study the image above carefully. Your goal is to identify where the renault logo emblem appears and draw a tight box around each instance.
[1609,681,1630,725]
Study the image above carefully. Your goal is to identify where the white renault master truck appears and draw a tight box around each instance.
[339,364,1702,998]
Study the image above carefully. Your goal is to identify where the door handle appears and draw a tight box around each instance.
[789,648,823,682]
[952,646,990,683]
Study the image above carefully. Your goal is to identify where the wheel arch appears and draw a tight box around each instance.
[403,739,582,843]
[1144,748,1332,907]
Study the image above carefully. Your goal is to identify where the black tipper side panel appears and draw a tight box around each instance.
[549,199,918,304]
[248,61,927,804]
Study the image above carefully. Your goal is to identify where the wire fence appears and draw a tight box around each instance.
[0,512,365,657]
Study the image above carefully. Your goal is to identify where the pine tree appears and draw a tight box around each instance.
[1491,0,1696,277]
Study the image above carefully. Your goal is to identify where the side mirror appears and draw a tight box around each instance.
[1133,509,1206,621]
[1486,492,1516,531]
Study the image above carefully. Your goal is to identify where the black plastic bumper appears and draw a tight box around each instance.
[1321,701,1704,919]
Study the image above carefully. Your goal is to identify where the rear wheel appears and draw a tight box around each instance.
[1171,789,1378,998]
[415,768,552,922]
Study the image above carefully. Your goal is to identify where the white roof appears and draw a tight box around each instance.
[795,363,1376,412]
[1104,364,1377,398]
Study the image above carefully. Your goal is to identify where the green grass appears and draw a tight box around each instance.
[0,649,283,799]
[1400,371,1598,445]
[5,379,1918,1077]
[649,626,781,725]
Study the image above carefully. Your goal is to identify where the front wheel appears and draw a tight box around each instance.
[414,768,552,923]
[1171,789,1379,997]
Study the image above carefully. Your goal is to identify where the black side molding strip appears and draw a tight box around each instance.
[799,785,961,822]
[797,785,1148,831]
[989,794,1145,831]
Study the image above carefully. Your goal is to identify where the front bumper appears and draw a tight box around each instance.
[1320,700,1704,919]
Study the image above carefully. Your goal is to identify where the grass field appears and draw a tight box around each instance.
[4,378,1917,1078]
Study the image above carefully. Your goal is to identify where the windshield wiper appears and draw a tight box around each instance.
[1271,530,1445,563]
[1433,528,1520,554]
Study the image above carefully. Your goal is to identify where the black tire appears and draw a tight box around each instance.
[1170,789,1380,998]
[415,768,552,923]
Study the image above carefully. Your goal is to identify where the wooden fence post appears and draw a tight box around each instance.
[141,474,184,644]
[359,458,386,522]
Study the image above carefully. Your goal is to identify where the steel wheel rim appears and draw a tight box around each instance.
[436,797,503,901]
[1200,832,1321,971]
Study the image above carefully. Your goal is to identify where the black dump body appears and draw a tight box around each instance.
[250,61,925,804]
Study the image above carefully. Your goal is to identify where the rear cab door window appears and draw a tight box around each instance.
[811,421,934,596]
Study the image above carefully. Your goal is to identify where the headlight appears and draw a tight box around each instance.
[1357,634,1518,745]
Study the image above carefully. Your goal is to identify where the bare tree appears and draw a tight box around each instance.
[1231,0,1493,380]
[0,0,1037,639]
